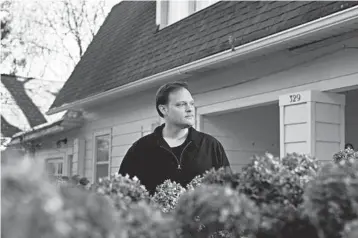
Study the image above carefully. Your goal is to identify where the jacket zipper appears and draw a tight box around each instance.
[160,141,192,170]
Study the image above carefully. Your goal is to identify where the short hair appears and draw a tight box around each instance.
[155,81,189,118]
[345,143,354,150]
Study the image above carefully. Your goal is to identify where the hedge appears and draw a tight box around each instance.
[2,148,358,238]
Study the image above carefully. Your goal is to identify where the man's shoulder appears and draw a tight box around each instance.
[192,128,222,146]
[130,131,157,148]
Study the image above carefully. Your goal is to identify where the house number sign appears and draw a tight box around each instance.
[289,94,302,103]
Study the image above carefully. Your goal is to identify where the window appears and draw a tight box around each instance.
[157,0,220,28]
[67,154,73,177]
[46,157,64,177]
[93,131,111,181]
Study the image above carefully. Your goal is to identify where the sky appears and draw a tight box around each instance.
[1,0,121,82]
[0,0,121,144]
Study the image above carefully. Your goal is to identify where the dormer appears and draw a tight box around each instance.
[156,0,220,29]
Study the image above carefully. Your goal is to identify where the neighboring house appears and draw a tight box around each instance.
[9,1,358,182]
[0,74,71,169]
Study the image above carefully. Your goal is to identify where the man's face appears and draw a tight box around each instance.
[162,88,195,128]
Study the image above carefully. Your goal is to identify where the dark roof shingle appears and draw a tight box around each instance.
[51,1,358,109]
[1,74,64,138]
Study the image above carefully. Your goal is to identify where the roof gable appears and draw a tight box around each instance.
[51,1,358,110]
[1,74,65,139]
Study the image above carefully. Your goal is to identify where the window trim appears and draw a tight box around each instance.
[156,0,220,29]
[45,157,64,177]
[92,129,112,182]
[67,153,73,177]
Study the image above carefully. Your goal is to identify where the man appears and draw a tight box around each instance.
[118,81,230,194]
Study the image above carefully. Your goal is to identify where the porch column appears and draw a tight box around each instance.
[73,138,85,176]
[279,90,345,161]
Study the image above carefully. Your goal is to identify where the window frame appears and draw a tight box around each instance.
[67,153,73,177]
[156,0,220,29]
[92,129,112,182]
[45,157,64,177]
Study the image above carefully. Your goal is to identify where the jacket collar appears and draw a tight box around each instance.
[154,123,200,148]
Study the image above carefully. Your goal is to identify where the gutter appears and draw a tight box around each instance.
[47,5,358,115]
[8,121,64,146]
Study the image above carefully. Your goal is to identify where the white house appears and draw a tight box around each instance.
[1,74,65,164]
[8,1,358,182]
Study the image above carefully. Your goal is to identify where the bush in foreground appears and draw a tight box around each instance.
[4,150,358,238]
[175,185,260,238]
[238,153,319,238]
[1,159,119,238]
[238,153,310,207]
[193,167,241,189]
[91,173,150,211]
[117,201,178,238]
[1,159,69,238]
[152,180,186,213]
[303,159,358,238]
[333,148,358,164]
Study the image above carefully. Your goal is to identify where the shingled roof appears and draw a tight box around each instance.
[50,1,358,110]
[1,74,65,141]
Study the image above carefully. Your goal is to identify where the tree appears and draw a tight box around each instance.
[1,0,27,75]
[0,0,115,81]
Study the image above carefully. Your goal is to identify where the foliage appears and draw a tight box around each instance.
[91,173,150,211]
[303,159,358,238]
[1,159,118,238]
[58,185,118,238]
[186,174,203,191]
[237,153,319,238]
[1,159,69,238]
[51,175,91,189]
[117,201,178,238]
[4,150,358,238]
[281,153,319,182]
[238,153,309,207]
[152,180,186,213]
[342,219,358,238]
[175,185,260,238]
[256,203,318,238]
[333,148,358,163]
[189,167,241,190]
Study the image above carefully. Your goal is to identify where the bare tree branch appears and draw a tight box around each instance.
[2,0,112,80]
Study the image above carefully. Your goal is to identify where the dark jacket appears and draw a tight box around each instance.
[118,124,230,194]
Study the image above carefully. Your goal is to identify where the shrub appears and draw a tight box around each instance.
[91,173,150,211]
[152,180,186,213]
[333,148,358,163]
[282,153,319,184]
[193,167,241,189]
[303,159,358,238]
[186,174,203,191]
[51,175,92,190]
[117,201,178,238]
[1,159,119,238]
[1,159,70,238]
[174,185,260,238]
[238,153,308,207]
[238,153,319,238]
[342,219,358,238]
[59,185,118,238]
[256,204,318,238]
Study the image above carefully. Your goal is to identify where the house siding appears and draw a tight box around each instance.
[202,103,280,172]
[34,33,357,181]
[81,92,160,181]
[192,35,358,110]
[33,130,79,177]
